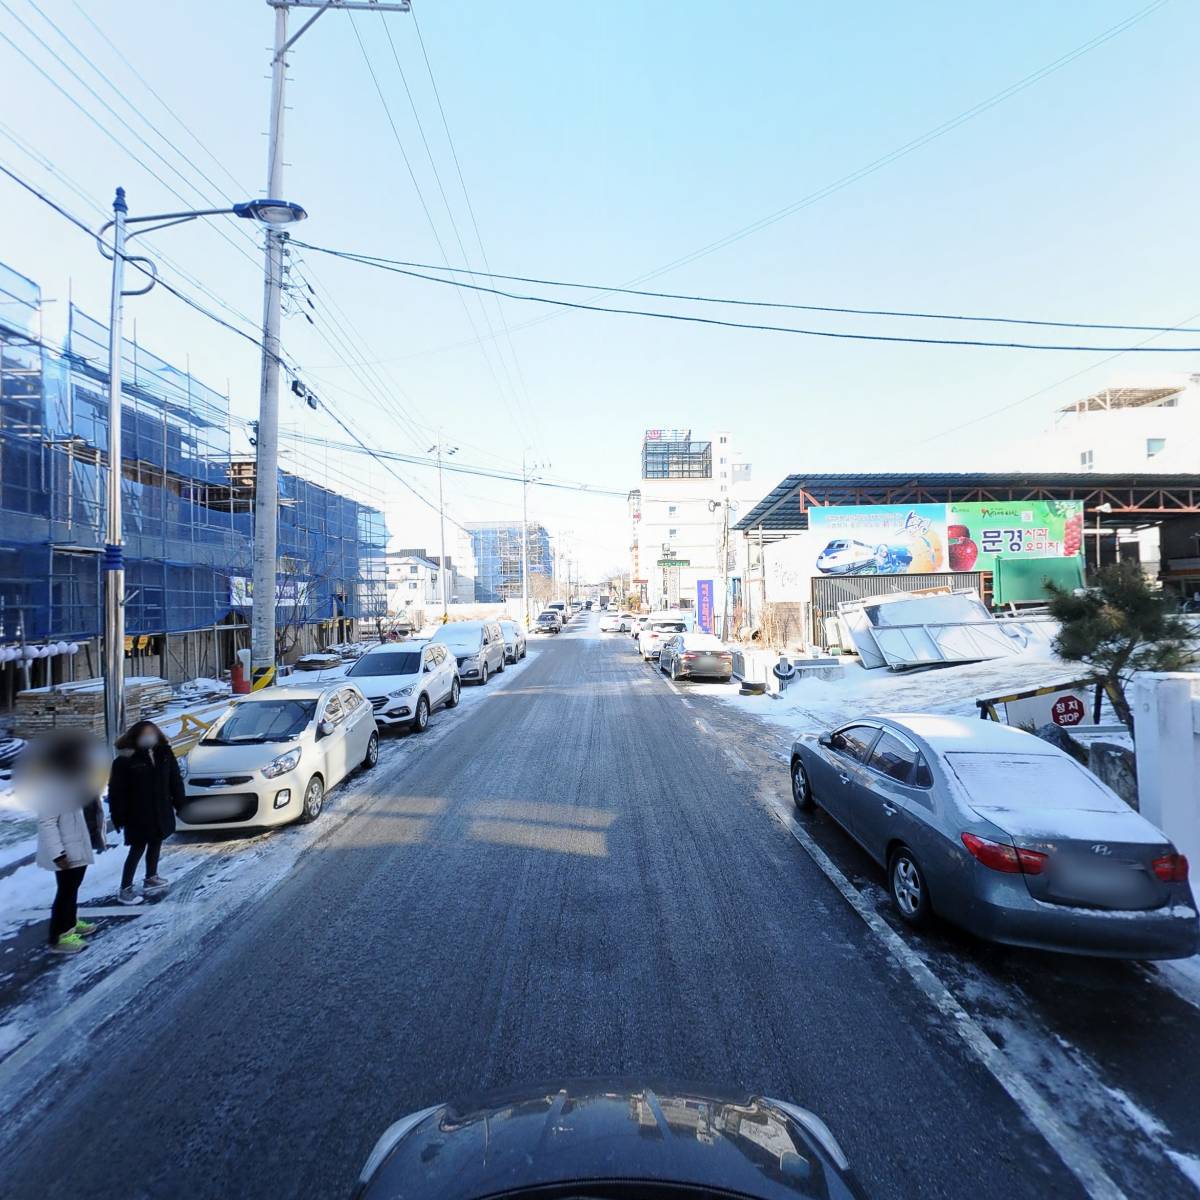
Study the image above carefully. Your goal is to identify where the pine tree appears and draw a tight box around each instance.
[1045,562,1197,732]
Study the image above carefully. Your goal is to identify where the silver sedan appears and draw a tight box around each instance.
[789,714,1198,960]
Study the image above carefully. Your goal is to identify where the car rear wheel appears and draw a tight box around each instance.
[790,758,814,810]
[446,678,461,708]
[362,732,379,770]
[496,656,505,673]
[297,775,324,824]
[412,695,430,732]
[479,663,489,685]
[889,847,931,927]
[671,662,681,682]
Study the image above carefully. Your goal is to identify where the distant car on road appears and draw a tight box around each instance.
[614,610,636,631]
[430,620,506,685]
[638,619,688,661]
[343,641,459,732]
[599,611,624,633]
[789,714,1199,959]
[546,601,568,626]
[180,682,377,830]
[353,1078,867,1200]
[534,610,562,634]
[498,619,527,663]
[814,538,879,575]
[658,632,734,681]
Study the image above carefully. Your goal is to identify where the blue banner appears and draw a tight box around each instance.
[696,579,714,633]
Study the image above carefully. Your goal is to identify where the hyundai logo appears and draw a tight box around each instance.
[209,778,227,788]
[1090,844,1112,856]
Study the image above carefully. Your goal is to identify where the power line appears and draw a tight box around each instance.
[290,242,1200,337]
[289,242,1200,353]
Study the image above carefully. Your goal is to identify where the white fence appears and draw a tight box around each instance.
[1132,673,1200,903]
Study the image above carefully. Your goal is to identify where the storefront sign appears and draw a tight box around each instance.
[229,577,312,608]
[696,579,714,633]
[808,501,1082,576]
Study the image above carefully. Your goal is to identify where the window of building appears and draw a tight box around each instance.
[1147,437,1166,458]
[668,528,678,538]
[668,505,677,516]
[719,456,726,464]
[719,435,727,444]
[409,564,418,574]
[1080,449,1094,470]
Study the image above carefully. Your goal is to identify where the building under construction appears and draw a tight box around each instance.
[464,521,552,602]
[0,260,386,699]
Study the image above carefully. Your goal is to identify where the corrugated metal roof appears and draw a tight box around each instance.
[734,472,1200,531]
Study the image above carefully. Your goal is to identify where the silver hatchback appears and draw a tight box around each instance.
[789,714,1198,960]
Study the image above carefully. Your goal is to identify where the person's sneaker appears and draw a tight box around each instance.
[49,933,87,954]
[117,886,144,906]
[144,875,169,890]
[73,919,97,935]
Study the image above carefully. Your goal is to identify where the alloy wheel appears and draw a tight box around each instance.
[892,856,922,916]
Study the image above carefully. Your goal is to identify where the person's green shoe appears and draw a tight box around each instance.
[49,932,87,955]
[73,919,97,935]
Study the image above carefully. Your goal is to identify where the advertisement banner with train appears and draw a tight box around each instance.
[808,501,1083,576]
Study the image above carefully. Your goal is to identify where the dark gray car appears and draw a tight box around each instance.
[659,632,734,681]
[789,714,1198,960]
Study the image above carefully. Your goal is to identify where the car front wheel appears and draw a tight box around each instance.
[362,732,379,770]
[889,847,931,927]
[790,758,814,810]
[298,775,324,824]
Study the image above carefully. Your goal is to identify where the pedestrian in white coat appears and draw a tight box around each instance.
[22,732,109,955]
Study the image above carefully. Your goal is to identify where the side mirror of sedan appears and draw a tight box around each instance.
[423,662,433,672]
[818,731,833,749]
[318,720,335,737]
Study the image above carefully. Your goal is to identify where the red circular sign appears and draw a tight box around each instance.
[1051,695,1086,726]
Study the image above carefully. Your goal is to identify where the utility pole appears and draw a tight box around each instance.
[428,432,457,623]
[251,0,411,689]
[720,497,731,640]
[521,453,548,626]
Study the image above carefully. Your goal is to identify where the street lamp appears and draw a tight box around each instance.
[427,435,457,623]
[96,187,306,748]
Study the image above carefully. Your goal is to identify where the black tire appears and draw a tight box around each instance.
[297,775,324,824]
[670,662,681,683]
[445,678,461,708]
[521,645,527,659]
[790,758,814,811]
[361,731,379,770]
[479,663,489,685]
[889,846,931,927]
[496,656,505,674]
[412,695,430,732]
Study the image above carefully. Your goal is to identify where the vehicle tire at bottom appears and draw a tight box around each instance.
[889,846,931,928]
[297,774,324,824]
[412,695,430,732]
[790,758,814,811]
[361,731,379,770]
[445,678,461,708]
[479,663,489,685]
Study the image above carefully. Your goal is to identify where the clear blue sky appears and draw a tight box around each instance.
[1,0,1195,576]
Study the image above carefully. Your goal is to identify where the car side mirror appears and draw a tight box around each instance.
[318,720,335,737]
[423,662,433,672]
[818,731,834,749]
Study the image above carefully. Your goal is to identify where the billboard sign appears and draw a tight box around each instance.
[808,501,1082,576]
[229,577,312,609]
[696,579,714,633]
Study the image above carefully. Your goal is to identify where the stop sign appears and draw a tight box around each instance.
[1051,695,1086,726]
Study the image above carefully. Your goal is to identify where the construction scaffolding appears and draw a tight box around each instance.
[465,521,552,602]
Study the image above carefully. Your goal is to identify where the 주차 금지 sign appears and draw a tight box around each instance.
[808,501,1083,576]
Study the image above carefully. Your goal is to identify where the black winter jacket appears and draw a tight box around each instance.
[107,746,185,844]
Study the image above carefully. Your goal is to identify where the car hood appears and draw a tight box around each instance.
[356,1078,863,1200]
[187,738,306,774]
[343,672,421,698]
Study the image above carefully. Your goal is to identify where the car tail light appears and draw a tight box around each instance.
[682,653,697,661]
[1152,853,1189,883]
[961,832,1047,875]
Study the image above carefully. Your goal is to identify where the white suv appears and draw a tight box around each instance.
[343,641,460,731]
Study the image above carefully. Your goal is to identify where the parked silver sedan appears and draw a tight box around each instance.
[658,632,734,681]
[789,714,1198,960]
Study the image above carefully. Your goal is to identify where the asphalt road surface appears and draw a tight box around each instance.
[0,622,1144,1199]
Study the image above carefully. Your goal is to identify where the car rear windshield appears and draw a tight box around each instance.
[205,699,317,744]
[347,651,422,677]
[943,752,1123,812]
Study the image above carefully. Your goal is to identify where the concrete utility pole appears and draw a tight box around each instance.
[428,433,456,623]
[520,453,546,626]
[251,0,411,689]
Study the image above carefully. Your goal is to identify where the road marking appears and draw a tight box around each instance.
[692,707,1127,1200]
[660,670,694,708]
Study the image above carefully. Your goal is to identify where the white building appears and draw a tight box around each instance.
[629,428,759,624]
[385,552,441,620]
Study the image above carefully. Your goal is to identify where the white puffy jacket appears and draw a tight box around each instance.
[37,804,95,871]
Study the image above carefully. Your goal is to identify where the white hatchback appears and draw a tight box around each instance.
[342,641,460,731]
[179,682,378,831]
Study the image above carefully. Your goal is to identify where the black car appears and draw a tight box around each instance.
[354,1078,867,1200]
[534,612,561,634]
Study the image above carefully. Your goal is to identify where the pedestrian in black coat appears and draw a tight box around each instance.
[107,721,184,905]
